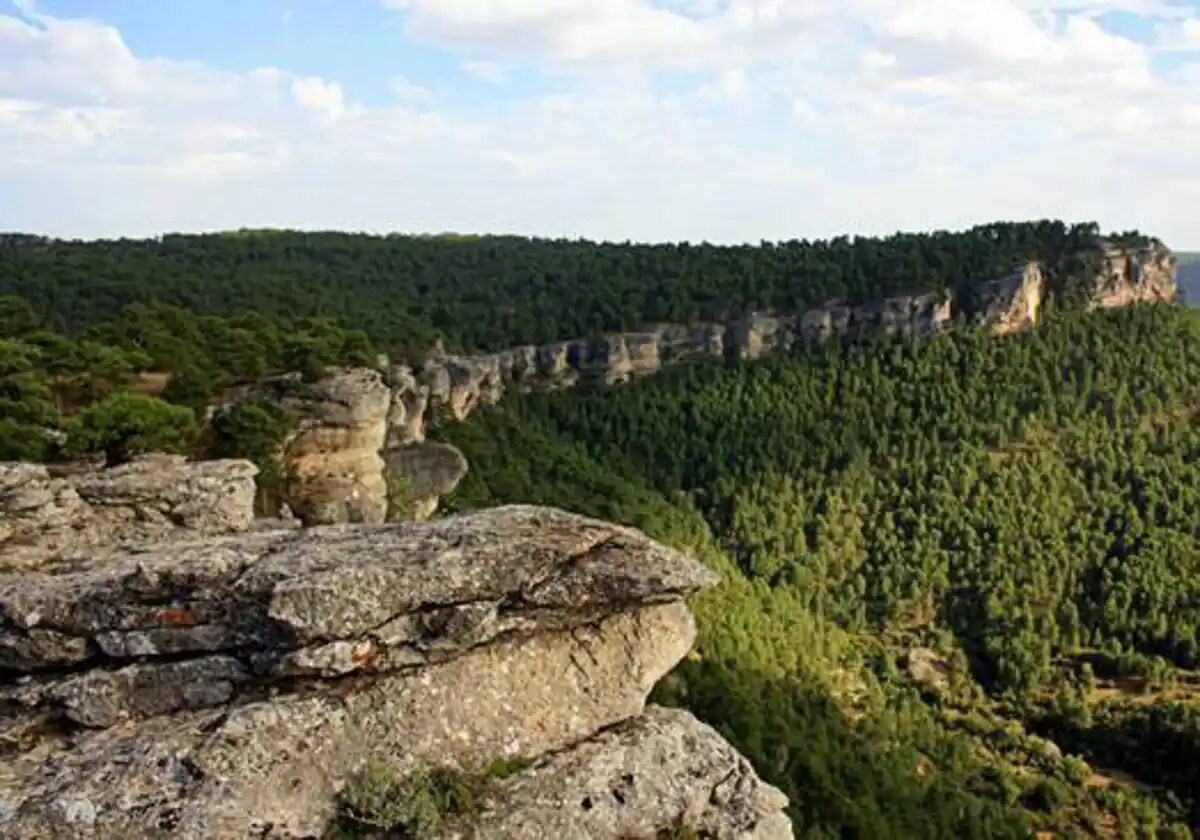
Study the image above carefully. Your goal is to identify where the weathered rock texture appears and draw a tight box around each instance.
[385,441,469,521]
[970,263,1046,335]
[0,506,790,839]
[240,368,392,526]
[0,455,256,572]
[441,706,793,840]
[1088,241,1177,309]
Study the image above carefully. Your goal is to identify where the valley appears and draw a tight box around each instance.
[1,223,1197,838]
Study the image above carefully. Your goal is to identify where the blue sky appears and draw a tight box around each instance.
[2,0,1198,246]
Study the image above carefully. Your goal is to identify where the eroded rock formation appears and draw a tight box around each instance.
[0,506,791,839]
[214,241,1177,528]
[240,368,392,526]
[1088,241,1177,309]
[970,263,1046,335]
[0,455,256,572]
[385,441,469,521]
[381,241,1176,447]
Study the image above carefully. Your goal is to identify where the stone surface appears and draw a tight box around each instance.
[442,706,793,840]
[1088,239,1177,309]
[385,441,469,521]
[0,506,716,674]
[1,605,696,838]
[0,456,256,573]
[971,263,1046,335]
[240,368,391,525]
[0,505,748,839]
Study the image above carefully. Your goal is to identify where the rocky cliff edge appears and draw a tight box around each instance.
[0,505,791,839]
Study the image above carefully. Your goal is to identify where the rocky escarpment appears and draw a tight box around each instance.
[1088,241,1177,309]
[0,506,791,839]
[384,240,1176,448]
[0,455,257,572]
[216,241,1176,527]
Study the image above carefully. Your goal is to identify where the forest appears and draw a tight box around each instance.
[0,220,1135,356]
[1,222,1196,836]
[437,303,1200,837]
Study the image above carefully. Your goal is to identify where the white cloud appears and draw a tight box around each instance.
[1158,17,1200,49]
[291,76,348,119]
[0,3,1198,247]
[390,74,436,104]
[462,59,510,83]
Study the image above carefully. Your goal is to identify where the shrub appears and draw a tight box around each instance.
[385,471,416,522]
[69,392,197,465]
[209,399,296,510]
[325,762,476,840]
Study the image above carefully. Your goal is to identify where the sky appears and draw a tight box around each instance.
[1,0,1198,246]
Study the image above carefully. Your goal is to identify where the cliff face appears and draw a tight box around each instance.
[1088,241,1177,309]
[0,505,791,839]
[969,263,1046,335]
[217,241,1176,528]
[383,241,1176,449]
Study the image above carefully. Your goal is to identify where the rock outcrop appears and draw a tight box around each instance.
[970,263,1046,335]
[385,441,469,521]
[239,368,392,526]
[376,241,1176,448]
[0,455,256,572]
[1088,240,1177,309]
[0,506,790,839]
[440,706,793,840]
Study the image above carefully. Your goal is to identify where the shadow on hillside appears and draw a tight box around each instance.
[653,660,1030,840]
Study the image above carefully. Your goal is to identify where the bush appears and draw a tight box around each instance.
[70,392,198,465]
[209,399,296,506]
[385,471,416,522]
[325,762,477,840]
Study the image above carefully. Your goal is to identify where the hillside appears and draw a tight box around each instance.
[436,303,1200,836]
[0,221,1140,356]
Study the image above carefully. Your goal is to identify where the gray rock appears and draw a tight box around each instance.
[0,503,788,840]
[1,603,699,838]
[385,441,469,522]
[443,706,793,840]
[0,456,256,573]
[0,506,717,672]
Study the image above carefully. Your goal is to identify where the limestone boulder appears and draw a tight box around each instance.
[0,456,256,573]
[385,441,468,521]
[0,506,736,839]
[442,706,793,840]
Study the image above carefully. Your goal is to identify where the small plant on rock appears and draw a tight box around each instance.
[325,761,476,840]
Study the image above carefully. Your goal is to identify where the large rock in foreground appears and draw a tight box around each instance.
[443,706,792,840]
[0,506,788,839]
